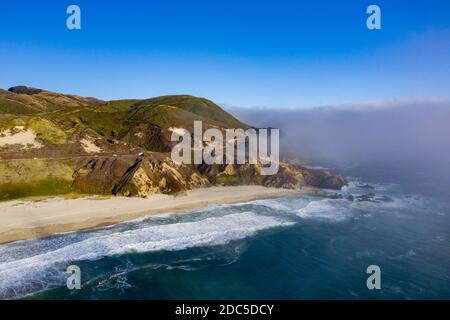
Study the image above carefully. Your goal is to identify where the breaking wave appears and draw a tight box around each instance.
[296,199,355,221]
[0,211,293,299]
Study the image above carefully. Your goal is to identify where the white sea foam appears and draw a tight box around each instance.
[296,199,354,221]
[193,198,292,213]
[246,199,292,211]
[0,211,292,299]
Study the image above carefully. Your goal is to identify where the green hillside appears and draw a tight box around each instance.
[1,87,248,152]
[133,95,246,128]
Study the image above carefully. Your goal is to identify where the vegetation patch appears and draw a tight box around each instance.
[0,160,75,201]
[0,98,39,115]
[0,160,73,182]
[0,178,73,202]
[73,109,127,139]
[27,118,67,144]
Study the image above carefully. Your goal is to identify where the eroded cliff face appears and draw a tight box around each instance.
[70,154,346,198]
[71,155,210,196]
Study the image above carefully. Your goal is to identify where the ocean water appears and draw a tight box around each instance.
[1,168,450,299]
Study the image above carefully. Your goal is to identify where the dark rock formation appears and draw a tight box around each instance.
[357,183,375,189]
[356,193,376,202]
[375,195,394,202]
[301,168,347,190]
[355,193,393,203]
[8,86,43,95]
[346,194,354,202]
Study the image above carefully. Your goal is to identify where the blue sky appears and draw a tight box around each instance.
[0,0,449,108]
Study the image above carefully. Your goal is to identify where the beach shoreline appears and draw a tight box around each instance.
[0,185,322,244]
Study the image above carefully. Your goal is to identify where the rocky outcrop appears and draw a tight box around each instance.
[298,167,346,190]
[356,193,393,203]
[8,86,43,95]
[71,155,210,197]
[123,123,172,152]
[70,154,346,198]
[262,163,306,189]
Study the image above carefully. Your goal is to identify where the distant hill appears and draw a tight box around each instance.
[0,86,104,115]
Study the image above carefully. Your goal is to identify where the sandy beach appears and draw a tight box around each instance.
[0,185,321,244]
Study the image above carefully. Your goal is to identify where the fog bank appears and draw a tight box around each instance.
[227,100,450,183]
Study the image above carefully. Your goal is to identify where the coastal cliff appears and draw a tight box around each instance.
[0,86,345,201]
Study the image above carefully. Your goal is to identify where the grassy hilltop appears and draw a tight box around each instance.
[0,86,345,201]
